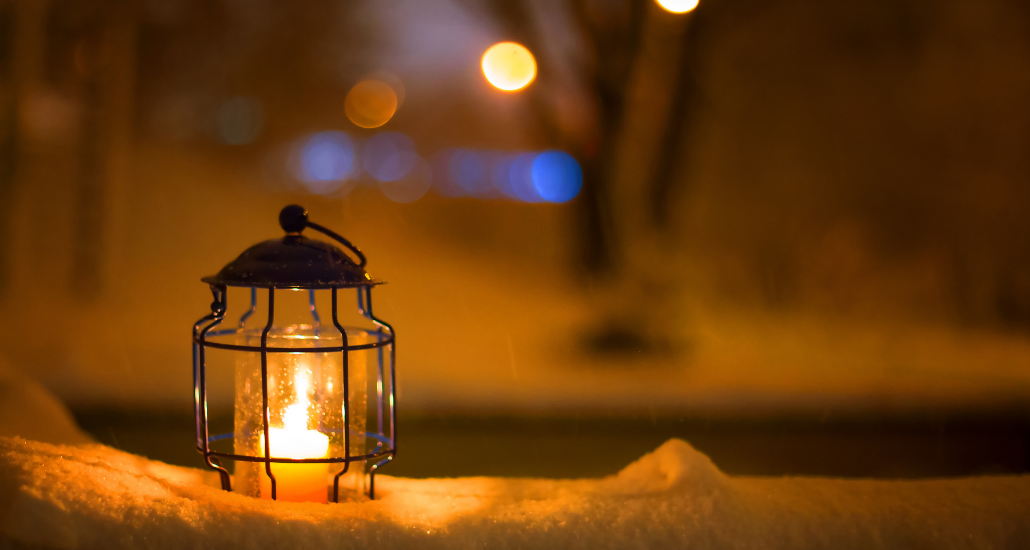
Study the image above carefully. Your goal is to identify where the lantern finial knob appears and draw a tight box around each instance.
[279,205,308,233]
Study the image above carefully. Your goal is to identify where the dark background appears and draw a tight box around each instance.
[2,0,1029,478]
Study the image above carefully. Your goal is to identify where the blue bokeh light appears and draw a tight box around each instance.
[431,149,465,197]
[427,147,580,203]
[491,154,517,198]
[380,156,432,203]
[531,150,582,203]
[450,149,492,196]
[297,131,355,184]
[509,152,543,202]
[363,132,417,182]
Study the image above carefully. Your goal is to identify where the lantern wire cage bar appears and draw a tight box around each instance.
[193,283,396,502]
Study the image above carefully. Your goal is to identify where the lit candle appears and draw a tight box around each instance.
[259,377,330,503]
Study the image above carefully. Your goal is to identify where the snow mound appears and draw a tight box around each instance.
[0,357,91,446]
[0,437,1027,549]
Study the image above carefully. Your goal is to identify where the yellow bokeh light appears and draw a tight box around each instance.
[656,0,699,14]
[481,42,537,92]
[345,80,398,129]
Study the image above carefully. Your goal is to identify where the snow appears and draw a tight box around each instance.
[0,357,91,446]
[0,436,1028,549]
[0,355,1026,549]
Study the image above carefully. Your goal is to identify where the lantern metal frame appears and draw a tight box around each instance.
[192,206,396,502]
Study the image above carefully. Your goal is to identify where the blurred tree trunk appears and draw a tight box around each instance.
[0,2,17,300]
[2,0,137,304]
[69,0,138,301]
[480,0,706,357]
[0,0,49,301]
[649,1,705,230]
[482,0,649,279]
[567,0,649,279]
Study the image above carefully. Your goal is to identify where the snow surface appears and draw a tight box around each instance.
[0,355,1026,549]
[0,357,91,446]
[0,436,1028,549]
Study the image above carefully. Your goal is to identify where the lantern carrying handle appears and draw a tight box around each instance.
[279,205,367,268]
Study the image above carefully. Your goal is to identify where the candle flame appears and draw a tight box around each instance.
[295,369,310,398]
[264,369,329,459]
[282,403,309,432]
[284,369,312,431]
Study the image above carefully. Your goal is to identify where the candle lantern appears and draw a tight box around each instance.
[192,205,396,503]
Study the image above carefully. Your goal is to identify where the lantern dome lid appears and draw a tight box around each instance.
[201,205,382,289]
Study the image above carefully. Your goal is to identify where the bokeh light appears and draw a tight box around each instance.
[216,96,263,145]
[491,154,517,199]
[429,148,581,203]
[292,131,355,195]
[481,42,537,92]
[430,150,464,197]
[363,71,406,109]
[656,0,699,14]
[363,132,417,182]
[379,156,432,203]
[509,152,544,202]
[344,80,398,128]
[531,150,582,203]
[450,149,492,196]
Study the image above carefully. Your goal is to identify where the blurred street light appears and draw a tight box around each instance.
[345,79,399,128]
[481,42,536,92]
[292,131,356,195]
[431,148,580,203]
[655,0,699,14]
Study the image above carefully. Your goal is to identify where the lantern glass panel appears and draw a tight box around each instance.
[227,288,372,503]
